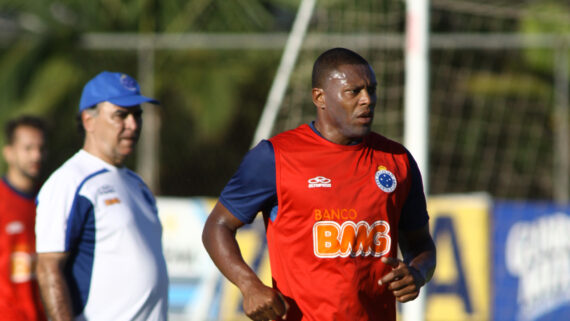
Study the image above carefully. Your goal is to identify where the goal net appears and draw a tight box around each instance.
[270,0,570,201]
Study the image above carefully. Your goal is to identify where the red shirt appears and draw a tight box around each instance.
[266,124,416,321]
[0,178,46,321]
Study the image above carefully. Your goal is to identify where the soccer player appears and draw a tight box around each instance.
[202,48,436,321]
[0,115,47,321]
[35,71,168,321]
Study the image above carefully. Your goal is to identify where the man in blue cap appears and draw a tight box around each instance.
[35,71,168,321]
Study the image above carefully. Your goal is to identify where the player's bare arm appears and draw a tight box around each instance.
[379,224,436,302]
[202,202,289,320]
[36,252,74,321]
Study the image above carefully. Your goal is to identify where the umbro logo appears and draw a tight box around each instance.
[308,176,332,188]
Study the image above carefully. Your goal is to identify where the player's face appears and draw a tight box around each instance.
[88,102,142,166]
[314,63,377,144]
[4,126,46,180]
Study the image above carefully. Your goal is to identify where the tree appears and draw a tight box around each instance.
[0,0,296,194]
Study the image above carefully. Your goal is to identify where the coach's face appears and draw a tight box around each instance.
[84,101,142,166]
[313,63,377,145]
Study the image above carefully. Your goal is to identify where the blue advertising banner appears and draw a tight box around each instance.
[493,202,570,321]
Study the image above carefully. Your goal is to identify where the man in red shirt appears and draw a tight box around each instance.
[203,48,436,321]
[0,116,47,321]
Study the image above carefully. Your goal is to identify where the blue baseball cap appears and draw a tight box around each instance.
[79,71,159,112]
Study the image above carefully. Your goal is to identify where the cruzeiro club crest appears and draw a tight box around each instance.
[120,74,138,91]
[375,166,397,193]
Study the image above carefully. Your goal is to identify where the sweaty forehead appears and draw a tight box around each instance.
[326,64,376,86]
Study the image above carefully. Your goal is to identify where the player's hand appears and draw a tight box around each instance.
[378,256,426,303]
[241,282,289,321]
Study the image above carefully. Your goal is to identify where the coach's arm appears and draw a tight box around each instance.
[37,252,74,321]
[202,201,288,321]
[379,224,436,302]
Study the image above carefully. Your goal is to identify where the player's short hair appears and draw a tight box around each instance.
[312,47,370,88]
[4,115,47,145]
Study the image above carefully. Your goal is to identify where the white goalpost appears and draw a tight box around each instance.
[250,0,317,147]
[404,0,430,189]
[403,0,430,321]
[402,0,429,321]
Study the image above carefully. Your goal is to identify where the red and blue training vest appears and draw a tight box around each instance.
[263,124,420,320]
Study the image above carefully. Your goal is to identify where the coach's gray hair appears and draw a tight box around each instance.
[76,103,101,135]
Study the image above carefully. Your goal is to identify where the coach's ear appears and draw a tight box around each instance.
[312,88,325,110]
[81,111,93,133]
[81,105,99,133]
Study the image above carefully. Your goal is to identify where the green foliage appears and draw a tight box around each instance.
[156,50,279,141]
[158,49,278,196]
[18,58,80,115]
[520,1,570,74]
[466,72,551,99]
[0,0,294,194]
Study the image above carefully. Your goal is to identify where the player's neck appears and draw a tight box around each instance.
[5,169,35,194]
[313,121,363,145]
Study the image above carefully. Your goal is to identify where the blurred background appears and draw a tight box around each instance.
[1,0,570,320]
[1,0,568,200]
